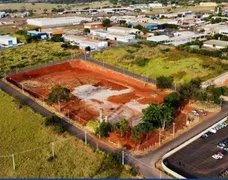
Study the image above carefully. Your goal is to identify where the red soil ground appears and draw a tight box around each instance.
[7,59,215,151]
[223,79,228,86]
[7,60,170,125]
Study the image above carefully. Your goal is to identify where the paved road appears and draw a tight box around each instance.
[1,76,228,178]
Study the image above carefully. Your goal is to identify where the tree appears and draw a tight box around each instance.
[45,115,61,126]
[83,28,90,34]
[164,92,181,110]
[102,18,111,28]
[156,76,173,89]
[113,119,130,137]
[47,85,71,104]
[85,46,91,52]
[142,104,174,130]
[43,8,48,14]
[178,78,201,100]
[96,122,112,138]
[119,20,126,26]
[131,123,148,144]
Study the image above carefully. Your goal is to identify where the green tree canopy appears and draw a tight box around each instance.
[84,28,90,34]
[47,85,71,104]
[96,122,112,138]
[156,76,173,89]
[164,92,181,110]
[113,119,130,137]
[102,18,111,28]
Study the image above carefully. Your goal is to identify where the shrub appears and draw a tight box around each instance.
[129,167,137,176]
[45,115,61,126]
[52,124,65,134]
[156,76,174,89]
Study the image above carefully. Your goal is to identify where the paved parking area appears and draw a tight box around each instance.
[164,122,228,178]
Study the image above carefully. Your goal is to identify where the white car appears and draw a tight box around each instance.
[212,154,220,160]
[209,128,217,134]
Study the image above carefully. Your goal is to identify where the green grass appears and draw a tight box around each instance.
[92,43,228,85]
[0,41,80,73]
[0,90,132,178]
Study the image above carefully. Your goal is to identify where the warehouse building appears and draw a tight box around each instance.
[107,26,140,35]
[63,35,108,50]
[203,40,228,49]
[0,35,17,46]
[91,27,137,42]
[27,16,92,27]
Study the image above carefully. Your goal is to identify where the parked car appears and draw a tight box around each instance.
[209,128,217,134]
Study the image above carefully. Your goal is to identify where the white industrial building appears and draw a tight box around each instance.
[130,4,148,8]
[204,24,228,35]
[91,27,137,43]
[203,40,228,49]
[63,35,108,50]
[27,16,92,27]
[148,3,163,8]
[147,35,170,43]
[106,33,135,42]
[0,35,17,46]
[147,31,208,46]
[107,27,140,35]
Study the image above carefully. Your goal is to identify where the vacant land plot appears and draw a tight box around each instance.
[0,1,113,14]
[0,41,80,73]
[164,124,228,178]
[92,43,228,84]
[0,90,131,178]
[8,59,170,126]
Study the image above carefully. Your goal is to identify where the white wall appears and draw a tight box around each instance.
[0,36,17,45]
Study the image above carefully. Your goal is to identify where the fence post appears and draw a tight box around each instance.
[122,150,124,165]
[85,131,87,145]
[51,142,55,157]
[12,154,15,170]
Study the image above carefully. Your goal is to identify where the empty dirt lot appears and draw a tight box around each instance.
[164,125,228,178]
[7,59,170,126]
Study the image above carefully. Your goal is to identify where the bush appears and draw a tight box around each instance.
[52,124,65,134]
[129,167,137,177]
[156,76,173,89]
[134,57,149,67]
[45,115,61,126]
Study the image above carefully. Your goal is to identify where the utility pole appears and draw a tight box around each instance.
[85,130,87,145]
[51,142,55,157]
[12,154,15,170]
[122,150,124,165]
[173,122,175,137]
